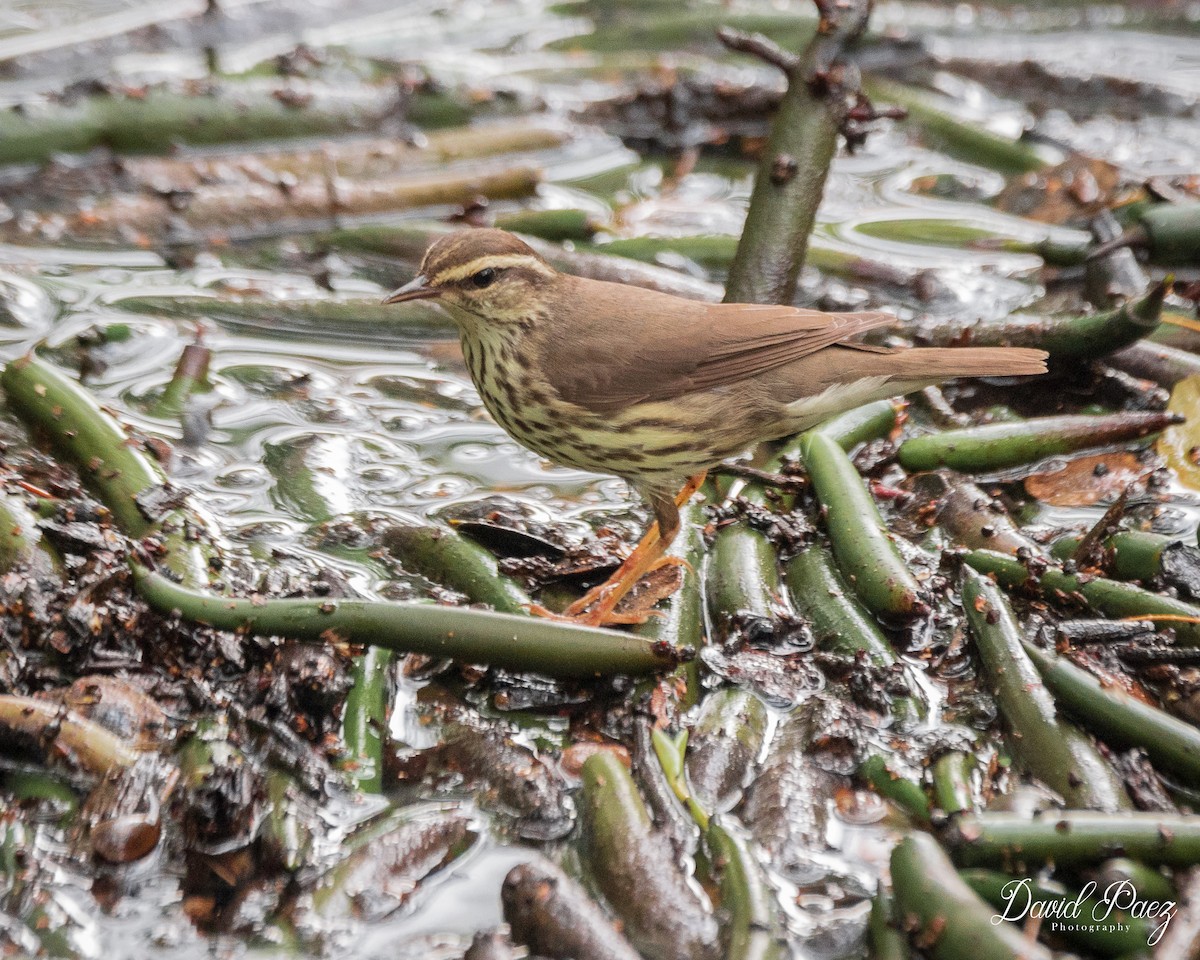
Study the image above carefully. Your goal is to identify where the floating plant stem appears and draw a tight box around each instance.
[706,817,787,960]
[579,751,719,960]
[149,339,211,420]
[785,545,898,668]
[131,563,679,678]
[914,279,1168,361]
[963,549,1200,646]
[341,646,391,793]
[1022,640,1200,786]
[799,430,928,620]
[898,410,1180,473]
[383,522,533,614]
[961,567,1130,811]
[949,811,1200,868]
[2,355,164,538]
[865,78,1050,175]
[859,754,931,823]
[1,354,210,586]
[890,832,1055,960]
[931,752,975,818]
[807,399,899,450]
[0,83,468,166]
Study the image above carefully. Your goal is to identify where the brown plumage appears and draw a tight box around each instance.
[385,228,1048,624]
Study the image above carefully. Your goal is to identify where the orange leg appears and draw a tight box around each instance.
[557,472,706,627]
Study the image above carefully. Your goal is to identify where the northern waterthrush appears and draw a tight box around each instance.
[385,229,1047,625]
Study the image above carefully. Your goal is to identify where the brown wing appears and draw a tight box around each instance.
[539,278,894,414]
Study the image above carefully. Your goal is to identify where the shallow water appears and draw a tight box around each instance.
[2,0,1199,957]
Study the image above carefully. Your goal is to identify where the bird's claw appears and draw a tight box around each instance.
[649,555,692,575]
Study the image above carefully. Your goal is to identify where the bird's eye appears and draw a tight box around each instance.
[471,268,497,289]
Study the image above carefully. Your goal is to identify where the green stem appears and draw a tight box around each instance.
[705,469,788,634]
[913,279,1168,360]
[1094,858,1177,903]
[1023,639,1200,786]
[860,754,931,823]
[651,727,708,829]
[964,548,1200,646]
[149,341,211,420]
[1051,530,1177,581]
[494,208,599,243]
[0,84,469,166]
[784,544,897,668]
[340,647,391,793]
[2,355,162,537]
[723,3,870,304]
[855,218,1090,266]
[867,890,910,960]
[799,430,928,620]
[579,752,719,960]
[808,399,899,450]
[890,832,1055,960]
[866,78,1049,175]
[1138,203,1200,266]
[2,354,209,586]
[960,567,1130,810]
[384,522,533,614]
[131,562,681,678]
[706,817,786,960]
[0,486,58,577]
[931,752,975,818]
[949,812,1200,868]
[898,410,1180,472]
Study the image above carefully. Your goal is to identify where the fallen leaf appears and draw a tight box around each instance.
[996,156,1129,223]
[1160,375,1200,491]
[1025,451,1156,506]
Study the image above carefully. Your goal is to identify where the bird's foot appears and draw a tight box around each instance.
[649,555,692,575]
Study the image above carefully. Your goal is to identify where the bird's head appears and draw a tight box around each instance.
[383,229,556,326]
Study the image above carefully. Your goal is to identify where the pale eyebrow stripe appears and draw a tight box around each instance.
[430,254,553,285]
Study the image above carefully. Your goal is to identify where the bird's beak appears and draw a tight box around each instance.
[382,275,441,304]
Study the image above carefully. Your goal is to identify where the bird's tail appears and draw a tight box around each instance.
[881,346,1049,381]
[781,346,1048,434]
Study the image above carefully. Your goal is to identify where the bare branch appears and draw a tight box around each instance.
[716,27,799,73]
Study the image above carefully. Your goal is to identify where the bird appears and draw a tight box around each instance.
[384,228,1048,626]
